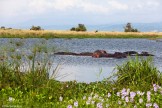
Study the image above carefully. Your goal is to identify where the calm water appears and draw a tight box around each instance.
[1,38,162,82]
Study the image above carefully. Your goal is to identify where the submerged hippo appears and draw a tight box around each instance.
[92,50,107,58]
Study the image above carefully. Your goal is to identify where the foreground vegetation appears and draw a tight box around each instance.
[0,39,162,107]
[0,29,162,38]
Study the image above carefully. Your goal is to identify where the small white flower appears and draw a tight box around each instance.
[108,93,111,98]
[83,96,86,100]
[117,92,120,97]
[67,105,72,108]
[125,96,129,103]
[139,98,143,104]
[91,101,95,104]
[118,101,122,105]
[86,100,90,105]
[9,97,15,102]
[59,96,63,101]
[74,101,78,107]
[88,96,92,101]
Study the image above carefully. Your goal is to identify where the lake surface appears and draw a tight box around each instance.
[1,38,162,83]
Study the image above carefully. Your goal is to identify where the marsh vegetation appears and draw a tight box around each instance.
[0,29,162,38]
[0,39,162,108]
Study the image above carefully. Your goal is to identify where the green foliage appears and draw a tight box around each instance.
[112,57,162,90]
[70,24,87,32]
[124,23,139,32]
[70,27,76,31]
[30,26,42,31]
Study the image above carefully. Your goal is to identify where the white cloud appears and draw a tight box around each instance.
[108,1,128,10]
[0,0,162,24]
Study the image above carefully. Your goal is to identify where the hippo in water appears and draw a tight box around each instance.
[92,50,107,58]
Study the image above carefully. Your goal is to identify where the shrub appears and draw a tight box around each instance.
[70,24,87,32]
[70,27,76,31]
[1,26,5,30]
[124,23,139,32]
[30,26,42,31]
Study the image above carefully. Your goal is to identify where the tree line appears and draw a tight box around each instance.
[1,23,139,32]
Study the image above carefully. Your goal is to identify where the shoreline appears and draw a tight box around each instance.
[0,29,162,38]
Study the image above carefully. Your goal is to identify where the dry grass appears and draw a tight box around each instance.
[0,29,162,38]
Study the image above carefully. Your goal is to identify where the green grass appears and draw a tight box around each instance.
[0,40,162,107]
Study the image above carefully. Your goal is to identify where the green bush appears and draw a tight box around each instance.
[30,26,42,31]
[124,23,139,32]
[70,24,87,32]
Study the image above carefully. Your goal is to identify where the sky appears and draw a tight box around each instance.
[0,0,162,28]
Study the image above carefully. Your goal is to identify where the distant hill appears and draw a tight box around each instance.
[4,22,162,32]
[43,22,162,32]
[86,23,162,32]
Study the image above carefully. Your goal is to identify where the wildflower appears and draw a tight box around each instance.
[67,105,72,108]
[117,92,120,97]
[130,92,136,99]
[93,94,99,98]
[9,97,15,102]
[153,84,158,92]
[146,103,152,108]
[134,105,137,108]
[106,104,109,108]
[59,96,63,102]
[139,98,143,104]
[74,101,78,107]
[86,100,90,105]
[118,101,122,105]
[125,96,129,103]
[88,96,92,101]
[153,103,159,108]
[121,88,127,96]
[147,91,151,102]
[137,91,145,96]
[83,96,86,100]
[108,93,111,98]
[96,103,103,108]
[91,101,95,104]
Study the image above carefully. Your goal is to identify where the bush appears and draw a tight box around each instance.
[124,23,139,32]
[30,26,42,31]
[1,26,5,30]
[70,24,87,32]
[70,27,76,31]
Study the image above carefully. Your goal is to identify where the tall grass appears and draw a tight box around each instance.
[0,29,162,38]
[111,57,162,90]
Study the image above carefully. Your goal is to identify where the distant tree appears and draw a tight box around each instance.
[70,27,76,31]
[30,26,42,30]
[124,23,139,32]
[77,24,87,31]
[70,24,87,32]
[1,26,5,30]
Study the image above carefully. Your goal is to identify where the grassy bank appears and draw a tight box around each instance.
[0,41,162,108]
[0,29,162,38]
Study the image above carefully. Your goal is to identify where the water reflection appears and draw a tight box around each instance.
[51,64,115,83]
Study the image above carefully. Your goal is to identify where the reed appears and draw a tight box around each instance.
[111,57,162,90]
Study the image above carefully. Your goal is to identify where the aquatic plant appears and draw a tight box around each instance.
[111,57,162,90]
